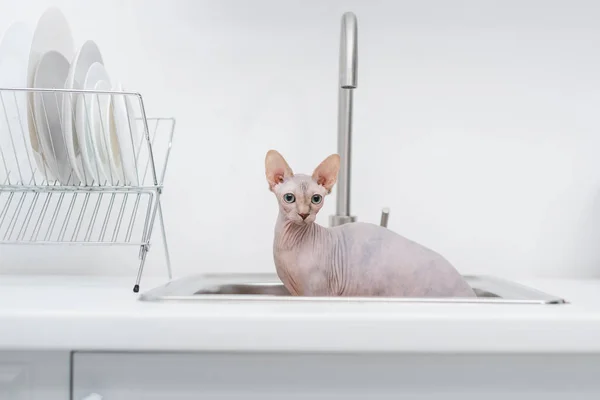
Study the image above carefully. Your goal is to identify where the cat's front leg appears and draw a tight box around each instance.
[274,265,302,296]
[273,251,303,296]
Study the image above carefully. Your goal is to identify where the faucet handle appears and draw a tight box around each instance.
[380,207,390,228]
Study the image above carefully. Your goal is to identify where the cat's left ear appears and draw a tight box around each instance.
[312,154,340,193]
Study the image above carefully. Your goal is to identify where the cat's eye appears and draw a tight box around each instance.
[283,193,296,203]
[311,194,322,204]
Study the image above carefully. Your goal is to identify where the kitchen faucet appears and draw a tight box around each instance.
[329,12,389,228]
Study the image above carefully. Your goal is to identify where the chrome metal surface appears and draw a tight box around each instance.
[0,87,175,292]
[139,273,568,304]
[380,207,390,228]
[331,12,358,227]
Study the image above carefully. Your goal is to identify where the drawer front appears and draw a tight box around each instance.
[73,352,600,400]
[0,351,70,400]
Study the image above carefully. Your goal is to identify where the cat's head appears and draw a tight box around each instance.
[265,150,340,225]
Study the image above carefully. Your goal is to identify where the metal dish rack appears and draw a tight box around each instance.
[0,87,174,292]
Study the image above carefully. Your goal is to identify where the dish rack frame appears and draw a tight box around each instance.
[0,87,174,292]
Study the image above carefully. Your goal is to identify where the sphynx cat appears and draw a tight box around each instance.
[265,149,476,298]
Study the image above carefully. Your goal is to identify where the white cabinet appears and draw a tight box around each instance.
[72,352,600,400]
[0,351,70,400]
[3,350,596,399]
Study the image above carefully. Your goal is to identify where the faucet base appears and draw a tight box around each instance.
[329,215,357,227]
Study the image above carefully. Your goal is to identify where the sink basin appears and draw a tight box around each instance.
[139,273,568,304]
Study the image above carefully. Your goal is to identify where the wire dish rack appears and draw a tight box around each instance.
[0,87,174,292]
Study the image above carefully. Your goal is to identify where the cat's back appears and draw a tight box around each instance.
[334,221,429,251]
[331,222,475,297]
[333,221,439,265]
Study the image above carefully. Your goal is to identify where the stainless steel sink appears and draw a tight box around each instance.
[138,273,567,304]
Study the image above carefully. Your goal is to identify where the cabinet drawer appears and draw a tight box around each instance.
[73,352,600,400]
[0,351,70,400]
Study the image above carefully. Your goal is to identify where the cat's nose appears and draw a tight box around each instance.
[298,213,309,220]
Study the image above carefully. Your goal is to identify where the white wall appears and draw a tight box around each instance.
[1,0,600,282]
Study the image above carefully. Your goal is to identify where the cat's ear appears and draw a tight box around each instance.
[265,150,294,191]
[312,154,340,193]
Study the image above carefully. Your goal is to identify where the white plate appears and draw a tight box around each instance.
[32,50,73,185]
[75,93,102,184]
[27,7,75,182]
[81,81,138,186]
[62,40,104,185]
[111,83,140,185]
[0,21,34,184]
[76,62,112,184]
[91,79,124,185]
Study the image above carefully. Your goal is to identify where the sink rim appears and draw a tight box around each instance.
[138,273,568,305]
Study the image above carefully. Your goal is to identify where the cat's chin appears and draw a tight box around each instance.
[288,218,313,226]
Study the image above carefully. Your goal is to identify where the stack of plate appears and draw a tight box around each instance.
[0,7,140,186]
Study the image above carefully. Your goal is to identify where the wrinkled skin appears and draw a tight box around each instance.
[265,150,476,298]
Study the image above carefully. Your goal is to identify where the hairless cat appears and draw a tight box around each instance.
[265,149,476,298]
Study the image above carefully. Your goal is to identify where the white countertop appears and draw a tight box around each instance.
[1,275,599,353]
